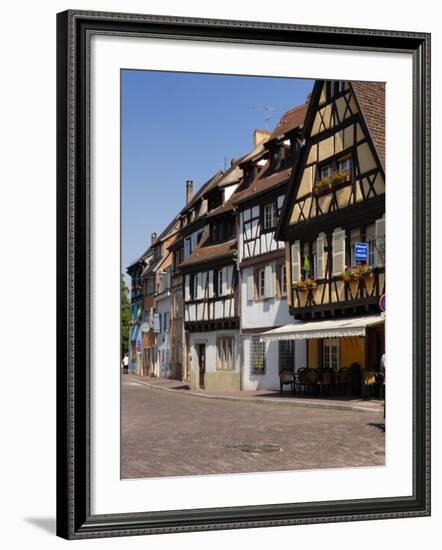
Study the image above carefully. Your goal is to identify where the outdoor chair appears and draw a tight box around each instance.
[296,368,307,394]
[337,367,351,396]
[306,368,321,395]
[279,370,295,395]
[320,367,334,396]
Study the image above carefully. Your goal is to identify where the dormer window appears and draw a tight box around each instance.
[325,80,346,102]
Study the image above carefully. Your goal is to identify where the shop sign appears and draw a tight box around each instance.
[354,242,368,262]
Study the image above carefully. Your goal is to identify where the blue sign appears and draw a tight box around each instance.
[354,242,368,262]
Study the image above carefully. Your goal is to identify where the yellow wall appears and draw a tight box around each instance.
[307,337,365,369]
[341,336,366,369]
[308,340,318,368]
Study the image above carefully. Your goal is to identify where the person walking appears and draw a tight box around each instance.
[123,352,129,375]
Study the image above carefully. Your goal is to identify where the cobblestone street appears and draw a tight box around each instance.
[122,377,385,479]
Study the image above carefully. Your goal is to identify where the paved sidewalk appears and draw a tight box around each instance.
[124,373,384,413]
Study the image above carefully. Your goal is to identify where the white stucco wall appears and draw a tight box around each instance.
[189,329,240,389]
[241,335,307,391]
[240,263,307,390]
[241,264,293,329]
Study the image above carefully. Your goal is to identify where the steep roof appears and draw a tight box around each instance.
[179,235,236,268]
[232,165,292,206]
[351,81,385,168]
[269,102,309,141]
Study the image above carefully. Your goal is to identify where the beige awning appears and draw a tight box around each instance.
[260,314,384,342]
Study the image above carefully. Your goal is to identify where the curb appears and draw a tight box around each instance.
[124,376,383,413]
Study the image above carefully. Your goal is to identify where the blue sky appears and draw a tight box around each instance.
[122,70,313,282]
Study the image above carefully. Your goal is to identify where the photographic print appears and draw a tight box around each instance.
[57,11,430,538]
[122,72,386,479]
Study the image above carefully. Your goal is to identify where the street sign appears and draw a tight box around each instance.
[379,294,386,312]
[354,242,368,262]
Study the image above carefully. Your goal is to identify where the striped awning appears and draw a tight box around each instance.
[260,314,384,342]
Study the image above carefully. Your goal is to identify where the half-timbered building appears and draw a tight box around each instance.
[267,80,386,395]
[138,219,180,377]
[177,163,245,391]
[127,248,153,374]
[231,104,309,390]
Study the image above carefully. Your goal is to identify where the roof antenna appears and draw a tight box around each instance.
[255,106,275,130]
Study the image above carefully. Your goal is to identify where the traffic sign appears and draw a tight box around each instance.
[379,294,386,312]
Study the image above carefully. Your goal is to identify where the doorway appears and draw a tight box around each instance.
[196,344,206,389]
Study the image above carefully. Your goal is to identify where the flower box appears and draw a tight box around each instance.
[313,170,350,196]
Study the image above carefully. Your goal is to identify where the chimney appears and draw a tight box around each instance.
[186,180,193,204]
[253,129,271,147]
[151,232,158,245]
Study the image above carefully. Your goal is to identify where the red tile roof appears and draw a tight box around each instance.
[232,165,292,206]
[351,82,385,168]
[269,102,309,140]
[179,237,237,268]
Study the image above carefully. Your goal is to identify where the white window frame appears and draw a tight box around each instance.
[216,337,235,370]
[263,202,277,230]
[320,163,333,179]
[323,338,340,371]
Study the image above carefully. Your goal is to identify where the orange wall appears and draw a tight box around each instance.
[307,336,365,369]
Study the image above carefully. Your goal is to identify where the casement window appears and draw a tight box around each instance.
[319,163,333,179]
[332,228,346,276]
[216,337,235,370]
[184,237,192,257]
[291,241,301,283]
[263,202,278,230]
[279,340,295,373]
[258,268,266,298]
[325,80,345,101]
[250,335,266,374]
[337,156,352,175]
[323,339,340,371]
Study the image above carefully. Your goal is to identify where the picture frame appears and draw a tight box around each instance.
[56,9,431,540]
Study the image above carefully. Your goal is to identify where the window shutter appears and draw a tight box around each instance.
[316,233,325,279]
[291,241,301,283]
[225,265,233,295]
[264,264,274,299]
[246,271,254,301]
[184,275,190,301]
[200,272,207,299]
[375,216,385,267]
[332,228,346,276]
[222,267,227,296]
[208,270,214,298]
